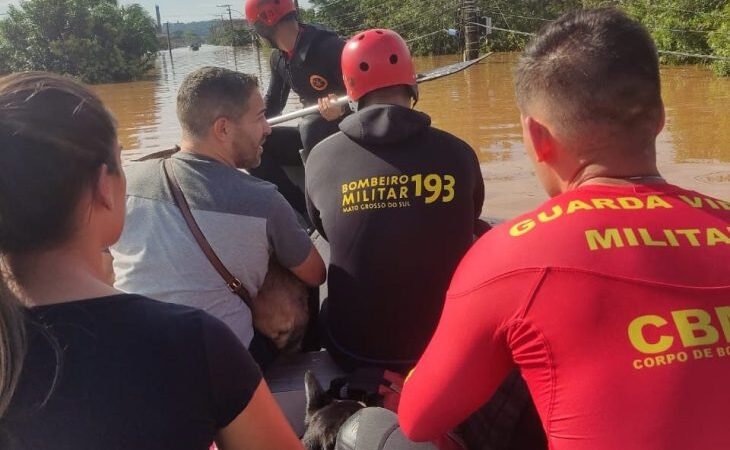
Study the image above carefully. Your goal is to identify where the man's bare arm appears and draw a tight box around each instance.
[289,245,326,287]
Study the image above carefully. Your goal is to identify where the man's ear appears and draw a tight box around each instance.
[524,115,555,163]
[94,164,115,210]
[212,116,231,142]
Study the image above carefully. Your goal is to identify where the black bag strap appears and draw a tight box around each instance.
[162,158,254,308]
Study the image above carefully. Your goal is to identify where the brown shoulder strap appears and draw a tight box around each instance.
[162,158,253,307]
[133,145,181,162]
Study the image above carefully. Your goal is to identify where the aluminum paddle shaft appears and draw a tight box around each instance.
[266,53,492,126]
[268,95,351,126]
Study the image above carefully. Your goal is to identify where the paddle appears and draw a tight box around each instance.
[267,53,492,126]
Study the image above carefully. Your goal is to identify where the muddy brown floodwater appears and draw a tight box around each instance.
[95,46,729,219]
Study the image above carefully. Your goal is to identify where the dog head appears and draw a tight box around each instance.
[301,371,365,450]
[251,259,309,352]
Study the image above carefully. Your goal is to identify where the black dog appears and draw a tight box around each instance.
[301,371,365,450]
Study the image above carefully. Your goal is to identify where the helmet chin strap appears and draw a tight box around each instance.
[349,99,360,113]
[410,85,419,107]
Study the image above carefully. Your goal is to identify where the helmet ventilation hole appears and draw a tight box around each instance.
[358,34,365,40]
[359,62,369,72]
[389,54,398,64]
[375,30,383,34]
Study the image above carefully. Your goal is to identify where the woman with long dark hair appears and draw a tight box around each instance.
[0,72,303,450]
[0,281,24,418]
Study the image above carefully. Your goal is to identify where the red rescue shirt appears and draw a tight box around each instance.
[399,183,730,450]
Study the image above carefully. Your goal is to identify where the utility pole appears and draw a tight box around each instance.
[217,4,235,46]
[462,0,479,61]
[155,5,162,33]
[165,21,173,60]
[217,4,239,67]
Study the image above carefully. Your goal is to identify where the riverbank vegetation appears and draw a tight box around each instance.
[0,0,159,83]
[302,0,730,76]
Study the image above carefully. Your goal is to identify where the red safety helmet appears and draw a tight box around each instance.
[245,0,296,27]
[342,29,417,102]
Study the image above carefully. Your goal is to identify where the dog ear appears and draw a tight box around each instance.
[305,370,332,415]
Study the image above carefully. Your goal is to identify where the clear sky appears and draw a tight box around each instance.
[0,0,312,23]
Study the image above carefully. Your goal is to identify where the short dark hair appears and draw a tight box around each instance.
[176,67,259,138]
[0,72,118,254]
[514,8,662,130]
[359,84,417,109]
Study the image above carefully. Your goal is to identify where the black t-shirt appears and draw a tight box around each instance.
[265,24,346,118]
[305,105,485,365]
[0,294,261,450]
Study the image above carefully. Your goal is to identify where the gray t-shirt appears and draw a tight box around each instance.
[111,152,312,346]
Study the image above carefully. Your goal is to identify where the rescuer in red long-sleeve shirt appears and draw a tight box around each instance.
[398,8,730,450]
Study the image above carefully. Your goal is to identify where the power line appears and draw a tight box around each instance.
[310,0,353,11]
[638,3,730,19]
[477,8,726,36]
[469,22,730,61]
[493,2,512,30]
[319,0,387,23]
[648,26,722,35]
[484,24,535,37]
[217,4,234,23]
[657,49,730,61]
[406,29,449,43]
[328,1,458,38]
[315,0,451,31]
[479,8,553,22]
[164,14,228,19]
[385,3,458,34]
[312,0,729,60]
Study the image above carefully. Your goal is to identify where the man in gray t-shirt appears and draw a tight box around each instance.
[111,67,326,348]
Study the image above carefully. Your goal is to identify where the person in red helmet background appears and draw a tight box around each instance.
[305,29,485,373]
[245,0,347,161]
[245,1,347,345]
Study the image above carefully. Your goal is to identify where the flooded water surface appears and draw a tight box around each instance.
[95,46,730,219]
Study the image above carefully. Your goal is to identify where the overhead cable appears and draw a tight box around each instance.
[406,29,450,43]
[468,22,730,61]
[478,9,725,35]
[656,49,730,61]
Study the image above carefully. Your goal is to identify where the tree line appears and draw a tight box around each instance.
[0,0,159,83]
[0,0,259,82]
[0,0,726,83]
[301,0,730,76]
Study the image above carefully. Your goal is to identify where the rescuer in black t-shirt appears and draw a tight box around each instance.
[305,29,485,373]
[245,0,348,219]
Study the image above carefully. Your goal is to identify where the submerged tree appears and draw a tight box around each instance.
[0,0,159,83]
